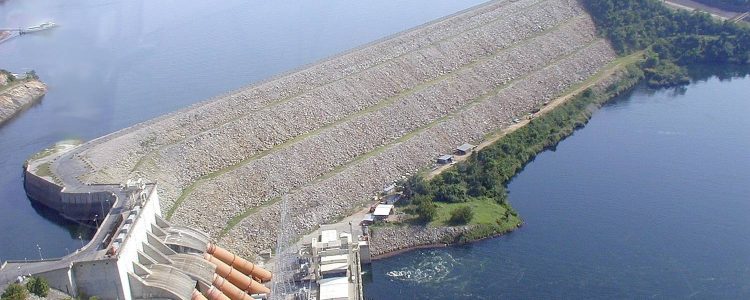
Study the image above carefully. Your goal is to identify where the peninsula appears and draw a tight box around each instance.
[0,70,46,126]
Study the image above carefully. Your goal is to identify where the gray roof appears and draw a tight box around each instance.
[362,213,374,222]
[438,154,453,160]
[457,143,475,151]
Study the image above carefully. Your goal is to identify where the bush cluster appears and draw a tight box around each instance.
[1,276,50,300]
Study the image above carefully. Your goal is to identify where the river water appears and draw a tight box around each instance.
[0,0,486,261]
[364,71,750,299]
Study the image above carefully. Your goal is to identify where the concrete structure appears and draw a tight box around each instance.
[2,175,272,300]
[13,0,620,266]
[307,228,364,300]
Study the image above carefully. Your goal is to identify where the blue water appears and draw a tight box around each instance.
[0,0,487,261]
[364,74,750,299]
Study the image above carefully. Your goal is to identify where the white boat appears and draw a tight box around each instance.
[20,22,57,34]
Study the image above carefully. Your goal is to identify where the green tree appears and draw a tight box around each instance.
[582,0,750,87]
[25,276,49,297]
[403,174,429,199]
[415,200,437,222]
[448,206,474,225]
[434,184,467,203]
[24,70,39,80]
[1,283,28,300]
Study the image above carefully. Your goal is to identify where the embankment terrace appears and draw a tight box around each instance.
[28,0,617,258]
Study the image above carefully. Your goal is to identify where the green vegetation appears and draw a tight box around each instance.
[0,69,14,84]
[1,283,28,300]
[583,0,750,87]
[25,276,49,297]
[448,206,474,225]
[24,70,39,80]
[399,61,644,243]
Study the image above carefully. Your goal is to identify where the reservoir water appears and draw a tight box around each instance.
[3,1,749,297]
[364,71,750,299]
[0,0,486,261]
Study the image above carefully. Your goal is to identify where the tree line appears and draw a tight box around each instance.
[399,0,747,234]
[583,0,750,86]
[403,65,644,225]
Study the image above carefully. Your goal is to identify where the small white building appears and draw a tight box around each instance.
[373,204,394,220]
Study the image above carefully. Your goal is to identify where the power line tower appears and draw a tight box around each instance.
[269,195,298,300]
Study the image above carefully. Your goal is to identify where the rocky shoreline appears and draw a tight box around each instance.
[0,71,47,125]
[369,225,473,257]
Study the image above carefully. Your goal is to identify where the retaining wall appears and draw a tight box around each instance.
[23,167,115,222]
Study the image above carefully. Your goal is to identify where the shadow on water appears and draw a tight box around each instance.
[632,64,750,98]
[28,198,96,241]
[0,95,46,128]
[688,63,750,82]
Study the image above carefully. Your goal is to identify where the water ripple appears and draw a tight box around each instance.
[385,250,458,284]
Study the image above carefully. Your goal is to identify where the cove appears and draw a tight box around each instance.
[364,68,750,299]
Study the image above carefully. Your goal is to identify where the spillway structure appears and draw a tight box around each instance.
[0,180,273,300]
[16,0,621,297]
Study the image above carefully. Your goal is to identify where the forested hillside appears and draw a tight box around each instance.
[584,0,750,86]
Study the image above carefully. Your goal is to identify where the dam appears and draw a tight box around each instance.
[8,0,619,297]
[1,179,274,299]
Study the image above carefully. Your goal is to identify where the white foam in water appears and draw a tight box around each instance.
[385,250,458,284]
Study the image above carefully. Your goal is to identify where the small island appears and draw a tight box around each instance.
[0,69,47,126]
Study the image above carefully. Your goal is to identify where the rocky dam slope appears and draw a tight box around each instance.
[0,72,47,125]
[38,0,618,258]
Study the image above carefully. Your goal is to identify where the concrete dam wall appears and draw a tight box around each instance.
[28,0,619,258]
[24,167,115,221]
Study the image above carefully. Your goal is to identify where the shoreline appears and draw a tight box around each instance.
[0,72,47,126]
[364,53,644,260]
[370,222,523,260]
[371,243,450,260]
